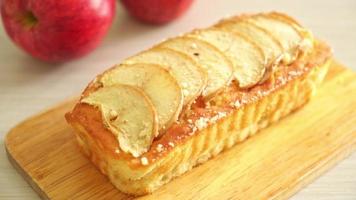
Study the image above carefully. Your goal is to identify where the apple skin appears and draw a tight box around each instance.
[1,0,116,62]
[121,0,194,24]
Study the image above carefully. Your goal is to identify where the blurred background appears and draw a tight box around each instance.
[0,0,355,199]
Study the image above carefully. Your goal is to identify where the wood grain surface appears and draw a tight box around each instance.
[5,60,356,200]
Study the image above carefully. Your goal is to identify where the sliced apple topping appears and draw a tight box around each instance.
[81,84,158,157]
[215,20,283,65]
[215,13,314,83]
[158,36,233,98]
[122,47,207,105]
[187,28,266,88]
[100,63,183,132]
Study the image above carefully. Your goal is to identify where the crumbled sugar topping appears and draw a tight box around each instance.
[234,100,241,107]
[229,102,234,107]
[210,115,219,123]
[195,117,209,130]
[132,152,140,158]
[115,149,120,154]
[241,99,248,104]
[109,109,118,120]
[217,112,226,118]
[282,53,292,64]
[168,142,175,147]
[288,70,300,76]
[156,144,164,152]
[250,95,259,102]
[191,43,198,49]
[278,76,287,84]
[141,157,149,165]
[211,112,227,123]
[187,119,193,124]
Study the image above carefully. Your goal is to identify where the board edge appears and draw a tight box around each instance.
[5,145,50,200]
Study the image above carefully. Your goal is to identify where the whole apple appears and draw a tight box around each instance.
[1,0,116,62]
[121,0,194,24]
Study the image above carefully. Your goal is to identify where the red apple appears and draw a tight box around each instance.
[121,0,194,24]
[1,0,116,62]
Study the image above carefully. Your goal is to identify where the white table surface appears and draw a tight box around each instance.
[1,0,355,199]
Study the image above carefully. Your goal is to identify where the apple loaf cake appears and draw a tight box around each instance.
[65,12,332,195]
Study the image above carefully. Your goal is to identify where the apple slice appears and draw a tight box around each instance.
[215,19,284,84]
[187,28,266,88]
[158,36,233,98]
[122,47,207,105]
[267,12,314,55]
[267,12,312,42]
[100,63,183,132]
[269,12,302,27]
[248,14,303,55]
[81,84,158,157]
[215,20,283,65]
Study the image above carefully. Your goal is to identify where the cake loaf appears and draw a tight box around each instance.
[65,12,332,195]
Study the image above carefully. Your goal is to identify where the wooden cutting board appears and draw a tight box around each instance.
[5,60,356,200]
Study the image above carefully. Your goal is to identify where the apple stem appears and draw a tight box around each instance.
[21,11,38,28]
